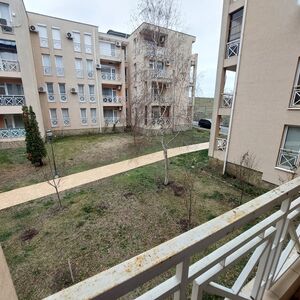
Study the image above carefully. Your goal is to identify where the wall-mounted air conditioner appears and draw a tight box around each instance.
[66,32,73,40]
[29,25,38,33]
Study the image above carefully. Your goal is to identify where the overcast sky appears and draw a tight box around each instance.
[23,0,222,98]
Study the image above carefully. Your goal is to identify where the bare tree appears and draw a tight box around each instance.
[130,0,196,185]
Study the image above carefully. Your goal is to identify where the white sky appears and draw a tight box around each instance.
[23,0,223,98]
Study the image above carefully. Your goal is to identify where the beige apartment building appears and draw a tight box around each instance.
[209,0,300,186]
[0,0,197,145]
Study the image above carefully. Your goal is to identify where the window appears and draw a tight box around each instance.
[90,108,97,124]
[0,3,10,25]
[88,85,95,102]
[101,65,116,80]
[278,127,300,170]
[104,109,119,124]
[86,59,94,78]
[149,60,164,70]
[145,106,148,125]
[58,83,66,102]
[75,58,83,78]
[80,108,87,125]
[0,83,23,95]
[42,54,51,75]
[49,108,58,127]
[78,84,85,102]
[99,41,116,57]
[55,55,64,76]
[46,82,54,101]
[73,31,81,52]
[52,28,61,49]
[84,34,92,54]
[61,108,70,126]
[0,39,18,71]
[102,87,117,102]
[228,9,244,42]
[38,25,48,47]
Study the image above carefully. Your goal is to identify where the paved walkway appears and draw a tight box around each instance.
[0,142,209,211]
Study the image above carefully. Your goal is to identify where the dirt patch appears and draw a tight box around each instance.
[20,228,39,241]
[177,219,194,232]
[169,182,186,197]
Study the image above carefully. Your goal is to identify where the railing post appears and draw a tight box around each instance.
[191,281,203,300]
[173,257,189,300]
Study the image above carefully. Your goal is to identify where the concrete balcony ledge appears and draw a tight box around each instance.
[229,0,245,14]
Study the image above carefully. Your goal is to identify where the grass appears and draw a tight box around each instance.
[0,129,210,192]
[0,149,267,300]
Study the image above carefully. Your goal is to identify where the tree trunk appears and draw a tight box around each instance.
[161,138,169,186]
[54,185,62,208]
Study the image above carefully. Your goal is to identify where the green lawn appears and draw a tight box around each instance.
[0,129,210,192]
[0,150,266,300]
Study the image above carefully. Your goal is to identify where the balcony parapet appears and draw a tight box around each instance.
[221,93,233,108]
[0,128,25,139]
[290,86,300,107]
[226,39,240,58]
[0,95,25,106]
[277,148,300,171]
[216,137,227,151]
[0,60,20,72]
[101,72,121,81]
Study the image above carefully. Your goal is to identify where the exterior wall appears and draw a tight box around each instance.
[210,0,300,186]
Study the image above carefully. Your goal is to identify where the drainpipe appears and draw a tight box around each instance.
[223,0,248,175]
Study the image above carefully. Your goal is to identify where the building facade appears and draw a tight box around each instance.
[0,0,197,145]
[209,0,300,186]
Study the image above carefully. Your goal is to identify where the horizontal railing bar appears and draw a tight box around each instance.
[205,282,250,300]
[44,177,300,300]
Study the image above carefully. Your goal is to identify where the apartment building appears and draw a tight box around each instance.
[209,0,300,186]
[0,0,197,145]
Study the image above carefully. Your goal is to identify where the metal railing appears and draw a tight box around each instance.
[151,94,171,103]
[78,94,85,102]
[50,118,58,127]
[60,93,67,102]
[0,128,25,139]
[101,72,121,81]
[221,93,233,108]
[278,148,300,170]
[56,67,64,77]
[102,96,123,103]
[0,60,20,72]
[290,86,300,107]
[63,117,70,127]
[216,137,227,151]
[226,39,240,58]
[100,48,122,58]
[150,117,171,126]
[87,71,94,79]
[85,44,92,54]
[0,95,25,106]
[89,94,96,102]
[76,69,84,78]
[39,37,48,48]
[43,66,52,76]
[81,117,88,125]
[73,42,81,52]
[47,93,55,102]
[52,39,61,49]
[104,117,120,124]
[44,176,300,300]
[148,69,171,80]
[91,117,97,124]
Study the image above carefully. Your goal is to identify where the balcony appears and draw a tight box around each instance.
[277,148,300,170]
[0,128,25,139]
[59,93,67,102]
[151,94,171,103]
[78,94,86,102]
[89,94,96,103]
[99,48,122,61]
[147,69,172,81]
[63,117,70,127]
[0,95,25,106]
[150,117,171,127]
[101,72,121,82]
[221,93,233,108]
[50,118,58,127]
[290,86,300,107]
[104,116,120,125]
[0,60,20,73]
[41,176,300,300]
[102,96,123,104]
[47,93,55,102]
[145,44,168,58]
[216,137,227,151]
[226,39,240,58]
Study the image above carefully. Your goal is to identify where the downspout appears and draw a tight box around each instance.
[223,0,248,175]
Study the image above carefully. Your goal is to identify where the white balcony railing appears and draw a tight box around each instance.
[85,44,92,54]
[0,60,20,72]
[278,148,300,170]
[63,117,70,127]
[39,37,48,48]
[91,117,97,124]
[44,176,300,300]
[216,137,227,151]
[290,86,300,107]
[221,93,233,108]
[104,117,120,124]
[50,118,58,127]
[81,117,88,125]
[150,117,171,127]
[76,69,84,79]
[43,66,52,76]
[0,95,25,106]
[87,71,94,79]
[101,72,121,81]
[89,94,96,102]
[0,128,25,139]
[56,67,64,77]
[226,39,240,58]
[102,96,123,103]
[100,48,121,58]
[59,93,67,102]
[52,39,61,49]
[78,94,85,102]
[47,93,55,102]
[74,42,81,52]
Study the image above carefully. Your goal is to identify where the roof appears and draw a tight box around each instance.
[106,30,130,39]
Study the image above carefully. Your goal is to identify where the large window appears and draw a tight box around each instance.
[42,54,51,75]
[228,9,244,42]
[61,108,70,126]
[49,108,58,127]
[52,28,61,49]
[278,126,300,170]
[84,34,92,54]
[0,83,23,95]
[38,25,48,48]
[75,58,83,78]
[80,108,87,125]
[58,83,66,102]
[90,108,97,124]
[86,59,94,78]
[99,41,116,57]
[78,84,85,102]
[55,55,64,76]
[73,32,81,52]
[46,82,54,101]
[0,3,10,25]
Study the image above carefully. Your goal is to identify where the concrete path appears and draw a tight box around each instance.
[0,142,209,211]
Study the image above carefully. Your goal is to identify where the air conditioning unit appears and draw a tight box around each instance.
[70,87,77,94]
[29,25,38,33]
[165,60,170,66]
[2,25,13,33]
[0,18,7,26]
[96,64,101,70]
[119,107,122,111]
[38,86,46,93]
[103,97,108,102]
[191,60,196,66]
[115,41,121,47]
[117,85,122,91]
[159,36,166,44]
[66,32,73,40]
